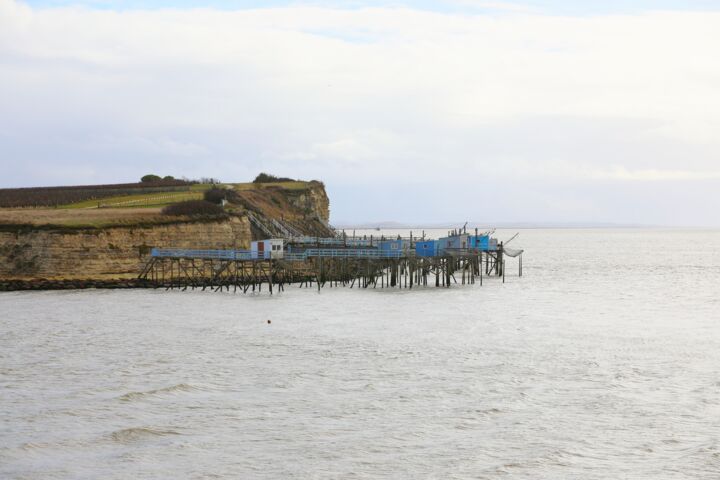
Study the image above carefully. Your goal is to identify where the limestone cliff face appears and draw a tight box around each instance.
[0,217,251,279]
[286,181,330,223]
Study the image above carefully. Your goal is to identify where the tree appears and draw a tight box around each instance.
[163,175,175,181]
[141,174,161,183]
[203,188,226,205]
[253,173,295,183]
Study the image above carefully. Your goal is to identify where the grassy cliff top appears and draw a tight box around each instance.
[0,180,325,230]
[0,207,167,229]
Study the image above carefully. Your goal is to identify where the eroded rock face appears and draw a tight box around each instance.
[0,217,251,279]
[286,182,330,223]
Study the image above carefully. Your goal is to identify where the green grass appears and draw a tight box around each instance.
[58,184,216,209]
[60,190,204,209]
[56,181,312,209]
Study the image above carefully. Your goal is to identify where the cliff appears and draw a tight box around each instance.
[0,180,332,281]
[229,180,331,237]
[0,217,252,279]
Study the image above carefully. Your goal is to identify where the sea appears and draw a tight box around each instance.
[1,228,719,479]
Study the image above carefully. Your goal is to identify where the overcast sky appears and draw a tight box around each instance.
[2,0,719,226]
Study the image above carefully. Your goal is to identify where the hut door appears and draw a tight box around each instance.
[258,241,265,256]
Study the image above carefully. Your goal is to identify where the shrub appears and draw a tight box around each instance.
[141,174,162,183]
[203,188,226,205]
[253,173,295,183]
[161,200,225,216]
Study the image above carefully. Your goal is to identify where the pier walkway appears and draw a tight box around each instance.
[139,244,518,294]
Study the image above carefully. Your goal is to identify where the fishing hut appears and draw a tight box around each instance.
[378,238,412,254]
[415,240,439,257]
[251,239,284,259]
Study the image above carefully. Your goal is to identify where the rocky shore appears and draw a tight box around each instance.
[0,278,154,292]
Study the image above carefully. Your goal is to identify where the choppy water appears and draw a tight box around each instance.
[2,228,720,479]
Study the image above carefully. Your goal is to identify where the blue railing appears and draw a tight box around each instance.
[152,248,268,260]
[151,248,407,260]
[304,248,404,259]
[283,252,309,261]
[289,236,375,247]
[289,236,424,247]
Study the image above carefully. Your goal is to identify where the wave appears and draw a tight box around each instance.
[118,383,197,401]
[19,442,49,451]
[110,427,180,443]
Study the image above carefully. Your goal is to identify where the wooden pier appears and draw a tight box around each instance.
[138,247,514,294]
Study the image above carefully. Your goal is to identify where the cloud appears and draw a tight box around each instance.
[1,0,719,224]
[590,168,720,182]
[445,0,536,13]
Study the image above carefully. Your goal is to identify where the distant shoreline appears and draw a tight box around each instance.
[335,223,712,230]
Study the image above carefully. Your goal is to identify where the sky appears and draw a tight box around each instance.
[1,0,720,226]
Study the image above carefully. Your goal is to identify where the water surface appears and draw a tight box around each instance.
[2,229,720,479]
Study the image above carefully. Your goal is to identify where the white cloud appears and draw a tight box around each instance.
[590,167,720,182]
[445,0,537,13]
[1,0,719,224]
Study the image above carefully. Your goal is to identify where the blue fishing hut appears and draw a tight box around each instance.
[469,234,496,251]
[438,233,471,254]
[378,238,411,253]
[475,235,498,251]
[415,240,439,257]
